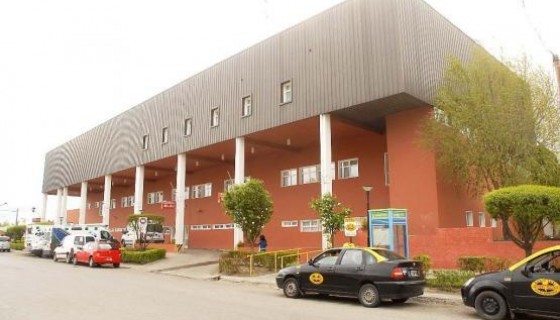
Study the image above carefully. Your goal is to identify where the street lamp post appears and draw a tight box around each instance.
[362,186,373,247]
[0,202,19,226]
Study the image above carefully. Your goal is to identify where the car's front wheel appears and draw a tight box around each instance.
[474,290,508,320]
[283,278,302,298]
[358,283,381,308]
[113,263,120,268]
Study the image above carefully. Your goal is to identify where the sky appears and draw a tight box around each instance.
[0,0,558,224]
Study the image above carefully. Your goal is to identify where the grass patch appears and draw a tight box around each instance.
[426,269,476,291]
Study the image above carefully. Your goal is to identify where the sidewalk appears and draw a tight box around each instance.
[124,249,463,306]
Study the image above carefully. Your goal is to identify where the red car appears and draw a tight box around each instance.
[73,241,121,268]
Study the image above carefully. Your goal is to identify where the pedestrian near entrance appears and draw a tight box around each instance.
[258,235,267,252]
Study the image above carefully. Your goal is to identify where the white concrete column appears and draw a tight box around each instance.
[102,175,112,226]
[134,165,144,214]
[175,153,187,246]
[233,137,245,248]
[62,187,68,225]
[56,188,62,224]
[79,182,88,225]
[41,193,48,222]
[319,114,333,249]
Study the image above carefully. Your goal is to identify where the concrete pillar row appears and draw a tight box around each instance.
[233,137,245,248]
[41,193,48,222]
[102,175,112,226]
[134,166,144,214]
[61,187,68,225]
[79,181,88,224]
[319,114,333,249]
[175,153,187,246]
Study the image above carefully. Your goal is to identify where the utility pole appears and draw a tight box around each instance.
[553,54,560,95]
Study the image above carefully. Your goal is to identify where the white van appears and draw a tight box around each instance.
[0,236,11,252]
[53,232,96,263]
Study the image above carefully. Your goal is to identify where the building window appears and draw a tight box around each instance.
[110,199,116,209]
[127,196,135,207]
[242,96,252,117]
[281,169,297,187]
[94,201,100,208]
[281,80,292,104]
[162,127,169,144]
[300,219,321,232]
[184,118,192,136]
[338,158,359,179]
[300,165,320,184]
[192,183,212,199]
[465,211,474,227]
[224,179,234,192]
[172,187,190,201]
[384,152,390,186]
[211,107,219,127]
[147,192,155,205]
[479,212,486,227]
[142,135,149,150]
[87,203,91,209]
[213,224,234,230]
[190,224,212,230]
[281,220,298,228]
[491,219,497,228]
[120,197,127,208]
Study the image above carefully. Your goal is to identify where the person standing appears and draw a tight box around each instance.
[258,235,267,252]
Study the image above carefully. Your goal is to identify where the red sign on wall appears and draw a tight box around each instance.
[161,201,176,209]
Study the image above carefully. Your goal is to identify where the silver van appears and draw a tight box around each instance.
[0,236,11,252]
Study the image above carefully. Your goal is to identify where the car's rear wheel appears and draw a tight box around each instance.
[474,290,508,320]
[113,263,120,268]
[391,298,408,304]
[358,283,381,308]
[73,255,78,265]
[89,257,95,268]
[66,251,73,264]
[283,278,301,298]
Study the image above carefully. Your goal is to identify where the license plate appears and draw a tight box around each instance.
[410,269,419,277]
[107,257,112,262]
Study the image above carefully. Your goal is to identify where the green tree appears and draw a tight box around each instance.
[484,185,560,256]
[421,49,560,197]
[6,225,25,241]
[222,179,273,251]
[310,193,352,248]
[125,213,165,250]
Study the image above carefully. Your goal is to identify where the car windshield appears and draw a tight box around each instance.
[371,248,405,260]
[98,243,113,250]
[0,237,9,242]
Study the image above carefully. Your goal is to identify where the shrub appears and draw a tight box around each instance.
[11,240,24,250]
[458,256,485,273]
[219,250,300,275]
[121,248,166,264]
[6,225,25,241]
[412,254,432,275]
[458,256,510,273]
[426,270,476,291]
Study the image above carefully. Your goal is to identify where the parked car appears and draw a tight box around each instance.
[53,233,96,263]
[276,247,425,307]
[461,245,560,320]
[73,241,121,268]
[0,236,11,252]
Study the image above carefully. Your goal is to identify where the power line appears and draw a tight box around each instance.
[519,0,554,55]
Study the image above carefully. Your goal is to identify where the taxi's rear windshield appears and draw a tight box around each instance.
[371,249,405,260]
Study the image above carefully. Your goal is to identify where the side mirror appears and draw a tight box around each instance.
[521,265,530,277]
[308,259,314,266]
[76,246,83,251]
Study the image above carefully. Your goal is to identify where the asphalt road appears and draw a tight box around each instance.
[1,252,481,320]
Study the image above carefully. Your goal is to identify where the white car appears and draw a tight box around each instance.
[0,236,10,252]
[53,233,96,263]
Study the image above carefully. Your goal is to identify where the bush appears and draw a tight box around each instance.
[219,250,300,275]
[11,240,24,251]
[412,254,432,275]
[427,270,476,291]
[6,225,25,241]
[458,256,510,273]
[121,248,166,264]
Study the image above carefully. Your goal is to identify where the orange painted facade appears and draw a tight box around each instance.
[66,107,560,267]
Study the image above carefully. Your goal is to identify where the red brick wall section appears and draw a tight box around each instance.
[411,228,560,268]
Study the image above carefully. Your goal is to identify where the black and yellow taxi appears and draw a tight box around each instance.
[275,247,425,307]
[461,245,560,320]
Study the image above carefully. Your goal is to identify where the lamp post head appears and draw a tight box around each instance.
[362,186,373,193]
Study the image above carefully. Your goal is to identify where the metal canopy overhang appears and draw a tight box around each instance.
[332,93,430,133]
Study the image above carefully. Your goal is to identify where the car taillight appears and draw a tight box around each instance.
[391,267,405,280]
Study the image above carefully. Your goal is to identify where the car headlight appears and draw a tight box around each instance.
[463,277,475,287]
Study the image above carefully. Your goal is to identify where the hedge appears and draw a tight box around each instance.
[412,254,432,276]
[458,256,509,273]
[219,250,299,275]
[426,270,476,291]
[11,240,25,251]
[121,248,166,264]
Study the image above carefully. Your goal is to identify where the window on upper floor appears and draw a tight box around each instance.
[338,158,359,179]
[479,212,486,227]
[242,95,252,117]
[142,135,149,150]
[110,199,116,209]
[211,107,219,127]
[184,118,192,136]
[192,183,212,199]
[281,81,292,104]
[465,211,474,227]
[162,127,169,144]
[300,165,320,184]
